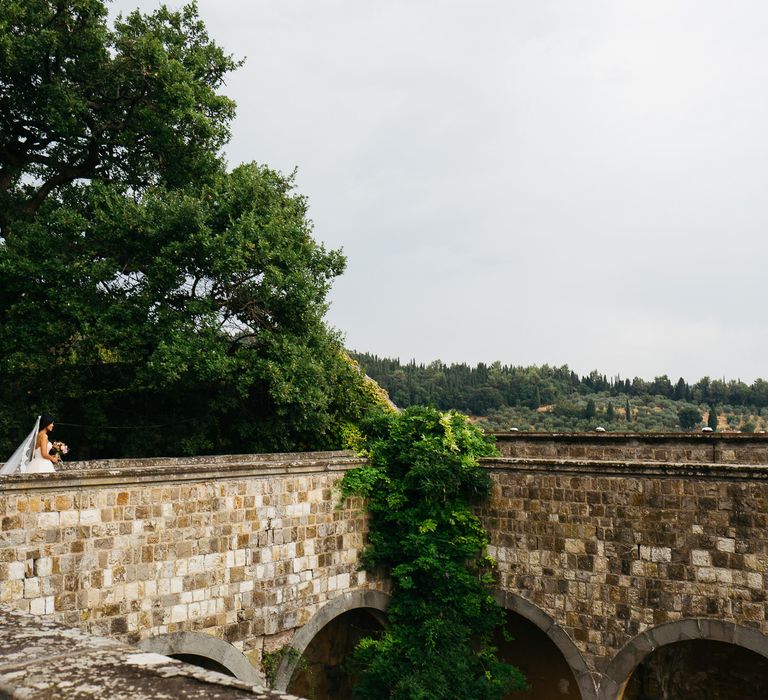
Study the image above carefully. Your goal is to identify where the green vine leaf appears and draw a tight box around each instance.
[340,406,528,699]
[418,519,437,534]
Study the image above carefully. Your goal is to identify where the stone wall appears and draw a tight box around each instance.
[479,455,768,698]
[494,431,768,465]
[0,452,385,678]
[3,439,768,699]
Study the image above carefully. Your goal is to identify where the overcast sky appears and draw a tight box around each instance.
[110,1,768,382]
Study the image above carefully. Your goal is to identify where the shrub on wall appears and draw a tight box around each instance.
[340,406,527,700]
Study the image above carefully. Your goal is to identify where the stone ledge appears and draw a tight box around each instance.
[0,451,363,492]
[481,456,768,480]
[492,432,768,443]
[56,450,357,472]
[0,605,305,700]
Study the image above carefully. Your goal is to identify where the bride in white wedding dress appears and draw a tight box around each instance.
[0,415,60,475]
[27,415,60,473]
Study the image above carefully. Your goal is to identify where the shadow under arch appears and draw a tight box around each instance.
[273,589,391,692]
[138,630,262,684]
[597,618,768,700]
[494,590,597,700]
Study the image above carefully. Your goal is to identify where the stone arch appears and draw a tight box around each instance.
[273,589,390,691]
[138,631,262,684]
[494,590,598,700]
[597,618,768,700]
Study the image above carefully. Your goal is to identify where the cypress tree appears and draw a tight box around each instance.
[607,402,615,422]
[708,406,718,431]
[625,398,632,422]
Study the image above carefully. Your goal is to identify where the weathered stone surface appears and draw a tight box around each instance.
[0,604,304,699]
[478,441,768,697]
[494,431,768,465]
[2,438,768,699]
[0,451,386,679]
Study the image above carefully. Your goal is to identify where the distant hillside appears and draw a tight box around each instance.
[351,352,768,433]
[475,396,767,434]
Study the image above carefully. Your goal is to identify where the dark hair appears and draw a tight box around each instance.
[40,414,55,429]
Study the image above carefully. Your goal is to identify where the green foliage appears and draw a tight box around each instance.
[0,0,238,231]
[474,394,768,434]
[584,398,596,420]
[0,163,379,457]
[678,407,702,431]
[353,354,768,434]
[261,646,304,689]
[340,407,527,700]
[0,2,387,458]
[707,406,719,431]
[353,353,768,418]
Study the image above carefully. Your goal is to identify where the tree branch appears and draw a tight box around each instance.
[18,140,101,216]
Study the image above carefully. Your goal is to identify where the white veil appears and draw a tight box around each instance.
[0,416,40,476]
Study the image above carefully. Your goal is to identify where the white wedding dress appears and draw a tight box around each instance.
[0,417,55,475]
[28,439,56,474]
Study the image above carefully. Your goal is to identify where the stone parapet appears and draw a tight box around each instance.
[0,451,385,680]
[484,456,768,481]
[493,432,768,465]
[478,456,768,696]
[3,443,768,698]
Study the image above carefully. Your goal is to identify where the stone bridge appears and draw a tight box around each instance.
[0,433,767,699]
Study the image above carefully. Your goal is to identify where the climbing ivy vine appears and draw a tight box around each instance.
[340,406,528,699]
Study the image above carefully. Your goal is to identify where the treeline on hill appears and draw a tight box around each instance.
[352,353,768,433]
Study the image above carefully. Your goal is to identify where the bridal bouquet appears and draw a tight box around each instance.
[50,441,69,461]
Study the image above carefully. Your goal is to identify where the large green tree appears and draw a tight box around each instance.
[0,0,236,232]
[0,1,380,458]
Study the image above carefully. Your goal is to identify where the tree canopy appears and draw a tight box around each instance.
[0,0,237,232]
[677,407,702,431]
[0,1,383,458]
[353,353,768,417]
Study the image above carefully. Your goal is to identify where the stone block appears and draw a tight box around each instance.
[23,578,41,599]
[34,557,52,577]
[79,509,101,525]
[29,596,46,615]
[0,579,24,604]
[717,537,736,553]
[691,550,711,567]
[170,604,187,623]
[715,568,733,585]
[60,510,79,527]
[187,555,205,574]
[564,539,586,555]
[6,561,24,580]
[37,512,59,528]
